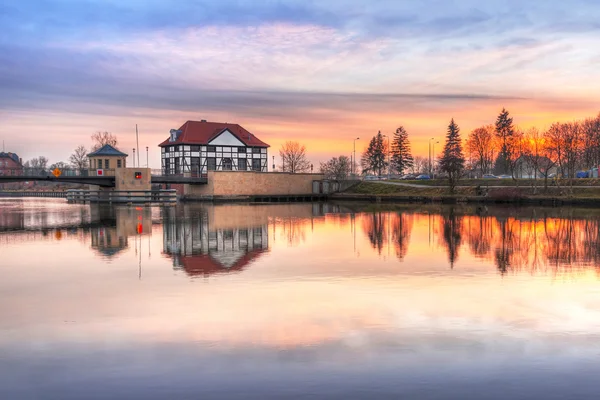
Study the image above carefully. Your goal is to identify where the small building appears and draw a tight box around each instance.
[159,120,270,176]
[0,152,23,176]
[87,144,128,176]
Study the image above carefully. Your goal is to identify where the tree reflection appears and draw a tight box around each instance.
[391,213,413,260]
[440,207,462,267]
[362,212,388,254]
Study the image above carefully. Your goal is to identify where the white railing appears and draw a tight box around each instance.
[66,189,177,204]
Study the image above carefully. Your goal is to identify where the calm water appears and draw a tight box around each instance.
[2,199,600,399]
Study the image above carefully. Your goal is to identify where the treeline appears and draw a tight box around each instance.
[353,108,600,192]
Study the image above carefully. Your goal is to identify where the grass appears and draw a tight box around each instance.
[389,178,600,187]
[343,181,600,200]
[345,182,475,196]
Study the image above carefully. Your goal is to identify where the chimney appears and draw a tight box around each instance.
[200,119,207,123]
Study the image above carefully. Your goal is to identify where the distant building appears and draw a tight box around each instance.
[159,120,270,176]
[87,144,128,176]
[0,152,24,189]
[0,152,23,175]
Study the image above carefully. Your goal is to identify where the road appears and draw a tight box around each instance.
[369,181,598,189]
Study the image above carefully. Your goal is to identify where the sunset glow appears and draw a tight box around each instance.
[2,1,600,166]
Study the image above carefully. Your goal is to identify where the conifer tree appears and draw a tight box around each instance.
[439,119,465,193]
[390,126,414,175]
[494,108,515,175]
[361,131,388,177]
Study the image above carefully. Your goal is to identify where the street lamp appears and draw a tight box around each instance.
[428,138,435,177]
[432,141,439,179]
[353,137,360,177]
[146,146,149,168]
[383,134,391,180]
[272,156,275,171]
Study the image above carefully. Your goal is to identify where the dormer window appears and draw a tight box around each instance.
[169,129,181,142]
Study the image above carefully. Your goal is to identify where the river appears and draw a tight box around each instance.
[1,199,600,399]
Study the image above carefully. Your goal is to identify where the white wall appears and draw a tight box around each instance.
[208,130,245,146]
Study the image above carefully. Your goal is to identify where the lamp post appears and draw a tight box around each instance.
[432,141,439,179]
[428,138,435,176]
[353,137,360,177]
[146,146,149,168]
[272,156,275,171]
[383,134,391,180]
[310,164,313,173]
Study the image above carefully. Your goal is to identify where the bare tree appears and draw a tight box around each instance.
[466,124,496,176]
[411,156,428,174]
[545,121,583,193]
[91,131,118,151]
[69,145,89,170]
[320,156,351,180]
[24,156,49,175]
[279,141,311,173]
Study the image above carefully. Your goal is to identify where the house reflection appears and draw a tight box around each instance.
[162,206,269,277]
[89,205,152,259]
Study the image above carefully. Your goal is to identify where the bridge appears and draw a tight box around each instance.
[0,168,207,187]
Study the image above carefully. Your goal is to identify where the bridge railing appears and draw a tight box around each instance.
[0,168,116,177]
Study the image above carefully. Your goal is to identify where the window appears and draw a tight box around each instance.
[164,158,171,174]
[164,147,170,153]
[252,147,261,154]
[105,159,110,169]
[117,159,122,168]
[237,159,247,171]
[174,158,180,174]
[207,158,217,171]
[252,159,261,171]
[237,147,246,153]
[222,158,233,170]
[191,157,200,175]
[191,145,201,152]
[207,146,216,152]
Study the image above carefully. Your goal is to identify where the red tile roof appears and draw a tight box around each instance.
[174,249,268,277]
[158,120,269,148]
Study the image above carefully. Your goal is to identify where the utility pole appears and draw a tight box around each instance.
[429,137,435,176]
[432,141,439,179]
[353,137,360,177]
[136,124,140,168]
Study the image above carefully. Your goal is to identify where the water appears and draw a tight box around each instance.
[2,199,600,399]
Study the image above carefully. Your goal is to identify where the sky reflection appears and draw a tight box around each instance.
[2,200,600,398]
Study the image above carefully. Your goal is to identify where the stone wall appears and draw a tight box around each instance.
[115,168,151,191]
[184,171,324,198]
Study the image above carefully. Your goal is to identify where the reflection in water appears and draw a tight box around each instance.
[441,207,462,267]
[162,206,269,277]
[5,201,600,398]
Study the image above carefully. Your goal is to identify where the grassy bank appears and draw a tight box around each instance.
[338,182,600,206]
[391,178,600,187]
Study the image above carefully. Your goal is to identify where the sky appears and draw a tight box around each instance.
[1,0,600,167]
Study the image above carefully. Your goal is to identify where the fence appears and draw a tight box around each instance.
[66,189,177,204]
[0,168,116,177]
[0,191,68,198]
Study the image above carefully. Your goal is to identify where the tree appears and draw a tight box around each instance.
[412,156,428,174]
[49,161,70,175]
[466,125,496,176]
[279,141,311,173]
[91,131,118,151]
[24,156,48,173]
[494,108,515,175]
[319,156,351,180]
[361,131,388,177]
[582,113,600,169]
[439,119,465,193]
[390,126,413,175]
[69,145,89,170]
